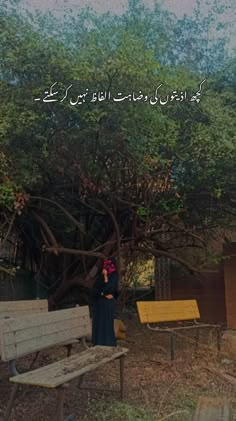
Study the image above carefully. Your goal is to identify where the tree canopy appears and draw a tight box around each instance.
[0,0,235,306]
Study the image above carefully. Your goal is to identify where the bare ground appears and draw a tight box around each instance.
[1,313,236,421]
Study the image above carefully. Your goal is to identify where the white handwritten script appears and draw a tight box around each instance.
[34,79,207,105]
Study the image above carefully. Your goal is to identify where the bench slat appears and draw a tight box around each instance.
[4,326,83,359]
[193,396,232,421]
[0,306,88,333]
[3,317,84,345]
[0,307,91,361]
[0,300,48,319]
[10,346,128,388]
[137,300,200,324]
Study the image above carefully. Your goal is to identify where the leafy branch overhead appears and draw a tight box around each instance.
[0,0,235,304]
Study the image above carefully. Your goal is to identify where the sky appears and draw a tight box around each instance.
[17,0,208,18]
[16,0,235,53]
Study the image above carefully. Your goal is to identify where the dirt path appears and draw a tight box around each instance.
[1,314,236,420]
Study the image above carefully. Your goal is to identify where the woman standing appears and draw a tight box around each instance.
[92,257,118,347]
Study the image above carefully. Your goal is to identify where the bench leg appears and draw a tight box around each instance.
[217,328,221,352]
[66,344,72,357]
[29,351,40,370]
[81,337,88,349]
[4,383,19,421]
[56,386,65,421]
[170,333,175,361]
[195,328,200,352]
[120,356,125,400]
[77,375,84,388]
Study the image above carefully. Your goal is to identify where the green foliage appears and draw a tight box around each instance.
[0,0,235,263]
[0,182,15,208]
[82,400,155,421]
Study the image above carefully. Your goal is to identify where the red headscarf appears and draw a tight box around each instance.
[103,258,116,274]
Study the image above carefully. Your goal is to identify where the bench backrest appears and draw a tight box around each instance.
[0,306,90,361]
[137,300,200,324]
[0,300,48,319]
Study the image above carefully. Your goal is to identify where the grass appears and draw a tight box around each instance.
[79,396,197,421]
[81,400,156,421]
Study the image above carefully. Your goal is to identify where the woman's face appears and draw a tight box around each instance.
[102,268,108,277]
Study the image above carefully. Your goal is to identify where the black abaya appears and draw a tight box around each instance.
[92,272,118,347]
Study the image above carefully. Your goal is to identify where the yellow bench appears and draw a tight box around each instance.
[137,300,221,360]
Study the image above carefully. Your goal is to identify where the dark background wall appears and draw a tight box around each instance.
[170,265,226,323]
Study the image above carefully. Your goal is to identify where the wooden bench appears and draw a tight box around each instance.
[137,300,221,360]
[0,300,48,360]
[193,396,232,420]
[0,306,128,421]
[0,299,48,319]
[0,300,80,362]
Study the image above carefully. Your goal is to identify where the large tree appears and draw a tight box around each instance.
[0,0,235,306]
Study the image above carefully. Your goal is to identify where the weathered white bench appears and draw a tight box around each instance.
[0,300,79,362]
[0,299,48,360]
[0,306,128,421]
[0,299,48,319]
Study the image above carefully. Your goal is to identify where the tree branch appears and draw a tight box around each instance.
[32,211,59,254]
[137,246,218,274]
[96,199,121,282]
[44,246,105,259]
[30,196,88,236]
[0,212,16,251]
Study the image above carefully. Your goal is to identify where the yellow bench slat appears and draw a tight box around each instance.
[137,300,200,324]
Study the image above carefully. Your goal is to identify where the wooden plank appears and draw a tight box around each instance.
[1,308,90,360]
[149,323,220,332]
[3,317,83,345]
[0,300,48,357]
[0,300,48,319]
[0,307,90,361]
[0,306,88,333]
[10,346,129,388]
[0,300,48,311]
[193,396,232,421]
[136,300,200,324]
[3,326,84,360]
